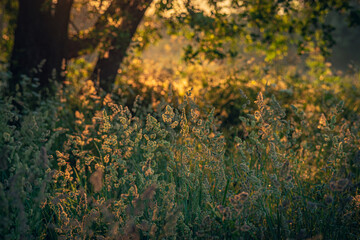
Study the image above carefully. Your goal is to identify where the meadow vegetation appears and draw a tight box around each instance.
[1,42,359,239]
[1,0,360,238]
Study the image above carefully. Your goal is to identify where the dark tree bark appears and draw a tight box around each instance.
[92,0,153,92]
[9,0,73,95]
[9,0,152,96]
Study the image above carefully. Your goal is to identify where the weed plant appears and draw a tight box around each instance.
[0,60,359,239]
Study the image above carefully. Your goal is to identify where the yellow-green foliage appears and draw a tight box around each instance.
[49,82,227,239]
[0,60,360,239]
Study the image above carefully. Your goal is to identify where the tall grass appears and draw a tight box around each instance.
[0,57,359,239]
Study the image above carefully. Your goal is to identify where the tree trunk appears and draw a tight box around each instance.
[9,0,151,96]
[92,0,152,93]
[9,0,73,96]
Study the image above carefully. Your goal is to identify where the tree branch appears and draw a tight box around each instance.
[65,0,125,59]
[65,0,153,60]
[92,0,153,92]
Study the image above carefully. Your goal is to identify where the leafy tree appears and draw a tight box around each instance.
[3,0,360,95]
[166,0,360,63]
[0,0,17,66]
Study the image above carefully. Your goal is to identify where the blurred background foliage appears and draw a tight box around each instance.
[1,0,360,92]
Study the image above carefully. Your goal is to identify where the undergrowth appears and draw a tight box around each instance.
[0,67,359,239]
